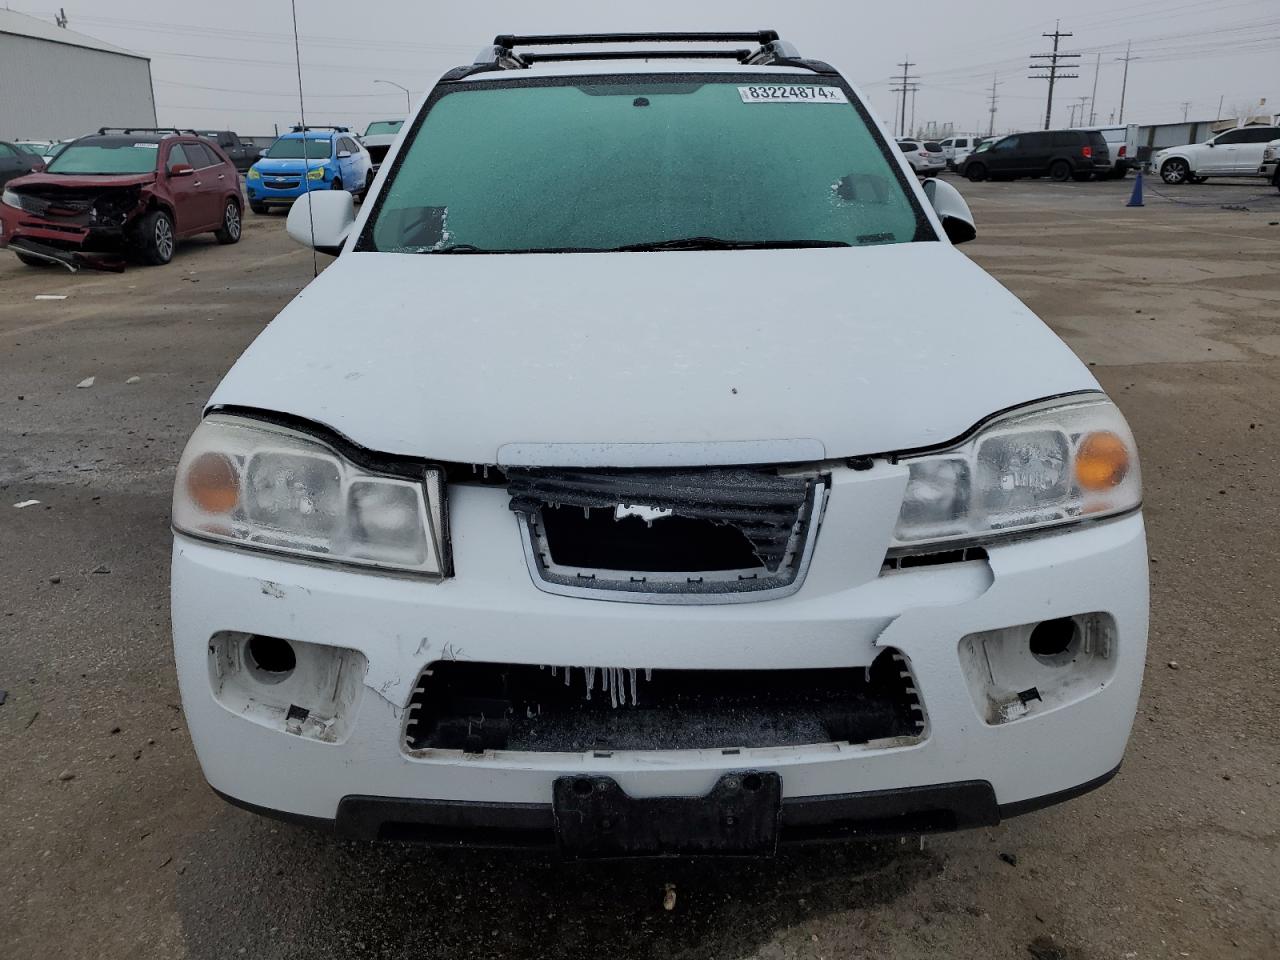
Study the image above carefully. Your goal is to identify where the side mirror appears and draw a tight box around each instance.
[258,148,269,158]
[286,190,355,256]
[1208,141,1216,148]
[337,150,352,159]
[169,163,195,178]
[921,178,977,245]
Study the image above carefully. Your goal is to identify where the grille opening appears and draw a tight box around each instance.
[882,546,989,573]
[404,650,925,755]
[541,507,763,573]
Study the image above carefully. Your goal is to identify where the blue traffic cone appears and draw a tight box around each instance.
[1126,171,1145,208]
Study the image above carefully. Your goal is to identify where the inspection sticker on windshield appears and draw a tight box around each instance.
[739,85,848,104]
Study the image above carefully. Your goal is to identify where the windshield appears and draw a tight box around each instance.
[15,143,46,155]
[266,138,331,160]
[365,121,403,136]
[46,142,160,174]
[364,77,929,254]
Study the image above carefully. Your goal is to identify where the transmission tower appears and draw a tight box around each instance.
[1029,22,1081,130]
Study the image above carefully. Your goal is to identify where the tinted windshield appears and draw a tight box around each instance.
[266,138,331,160]
[46,142,160,174]
[365,121,403,136]
[365,77,929,254]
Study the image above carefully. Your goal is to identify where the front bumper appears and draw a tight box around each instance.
[245,177,328,204]
[1260,160,1278,183]
[172,466,1149,842]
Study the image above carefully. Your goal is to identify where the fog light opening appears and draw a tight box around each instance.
[1029,618,1078,664]
[246,635,296,681]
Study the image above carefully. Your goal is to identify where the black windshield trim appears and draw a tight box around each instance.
[354,72,937,254]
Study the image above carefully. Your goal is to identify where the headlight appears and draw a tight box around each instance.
[173,414,447,576]
[892,395,1141,550]
[246,167,261,180]
[1265,146,1278,162]
[2,189,22,210]
[306,166,327,181]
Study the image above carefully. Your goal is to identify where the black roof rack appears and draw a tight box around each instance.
[443,30,838,81]
[495,31,779,47]
[97,127,196,136]
[289,125,350,133]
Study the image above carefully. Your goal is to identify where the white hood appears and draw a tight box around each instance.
[209,243,1097,466]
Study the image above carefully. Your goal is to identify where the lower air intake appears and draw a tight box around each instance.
[403,651,925,754]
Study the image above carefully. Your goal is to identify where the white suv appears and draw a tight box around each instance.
[171,31,1148,857]
[896,138,947,175]
[1154,124,1280,184]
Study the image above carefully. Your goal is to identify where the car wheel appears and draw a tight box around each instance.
[214,199,242,245]
[1161,158,1190,184]
[250,202,269,215]
[15,252,53,268]
[1049,160,1072,182]
[966,163,987,182]
[136,209,176,266]
[1110,168,1129,180]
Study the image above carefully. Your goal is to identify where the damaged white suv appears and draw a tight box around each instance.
[172,32,1148,857]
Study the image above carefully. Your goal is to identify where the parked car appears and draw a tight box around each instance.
[0,128,242,270]
[1262,138,1280,191]
[172,30,1147,856]
[196,130,258,173]
[0,139,46,188]
[1153,124,1280,185]
[245,126,373,214]
[359,119,404,175]
[962,130,1111,182]
[1075,125,1138,179]
[14,140,52,157]
[938,135,986,170]
[896,138,946,175]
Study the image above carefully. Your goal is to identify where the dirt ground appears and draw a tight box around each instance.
[2,177,1278,960]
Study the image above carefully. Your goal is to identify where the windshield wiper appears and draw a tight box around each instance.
[418,244,613,255]
[612,237,851,253]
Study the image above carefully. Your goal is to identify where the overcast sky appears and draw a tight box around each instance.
[12,0,1278,136]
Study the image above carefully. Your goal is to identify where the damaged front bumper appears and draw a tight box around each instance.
[0,184,144,269]
[172,462,1148,852]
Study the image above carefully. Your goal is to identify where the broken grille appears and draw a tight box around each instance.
[507,467,824,602]
[404,651,926,754]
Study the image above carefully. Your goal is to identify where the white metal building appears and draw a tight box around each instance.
[0,10,156,141]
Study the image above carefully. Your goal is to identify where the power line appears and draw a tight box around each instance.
[1029,21,1082,130]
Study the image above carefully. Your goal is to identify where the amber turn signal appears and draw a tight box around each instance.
[186,452,239,514]
[1076,432,1130,490]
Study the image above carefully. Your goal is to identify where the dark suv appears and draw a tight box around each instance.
[962,130,1111,182]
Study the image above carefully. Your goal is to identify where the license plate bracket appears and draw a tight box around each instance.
[553,772,782,858]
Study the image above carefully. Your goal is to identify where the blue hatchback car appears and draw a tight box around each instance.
[245,126,372,214]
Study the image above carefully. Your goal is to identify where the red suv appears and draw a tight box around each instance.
[0,128,242,270]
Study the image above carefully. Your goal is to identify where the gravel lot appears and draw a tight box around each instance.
[2,177,1278,959]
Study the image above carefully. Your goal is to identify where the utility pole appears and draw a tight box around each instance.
[987,73,1001,138]
[1029,21,1081,130]
[1088,53,1101,125]
[1074,96,1091,127]
[55,6,68,27]
[910,86,919,137]
[1181,101,1192,122]
[1216,95,1224,120]
[1116,41,1139,124]
[890,58,919,138]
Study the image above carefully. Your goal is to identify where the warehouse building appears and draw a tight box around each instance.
[0,10,156,141]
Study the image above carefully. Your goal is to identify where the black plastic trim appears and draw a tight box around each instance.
[999,762,1121,819]
[495,31,780,48]
[213,770,1120,850]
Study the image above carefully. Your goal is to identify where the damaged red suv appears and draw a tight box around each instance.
[0,128,243,270]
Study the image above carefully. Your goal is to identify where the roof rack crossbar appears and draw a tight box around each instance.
[289,124,350,133]
[521,49,753,65]
[97,127,194,136]
[495,31,779,48]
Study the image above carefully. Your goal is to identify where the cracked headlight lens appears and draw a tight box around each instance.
[892,395,1141,548]
[173,414,446,576]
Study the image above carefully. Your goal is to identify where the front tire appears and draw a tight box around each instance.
[966,163,987,182]
[136,209,175,266]
[214,199,242,245]
[1161,158,1190,184]
[1050,160,1072,182]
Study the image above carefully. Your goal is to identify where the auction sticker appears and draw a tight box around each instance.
[739,85,848,104]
